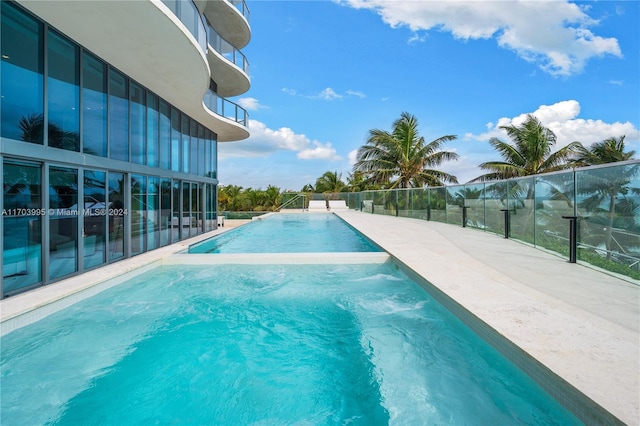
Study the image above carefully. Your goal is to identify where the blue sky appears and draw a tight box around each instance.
[218,0,640,191]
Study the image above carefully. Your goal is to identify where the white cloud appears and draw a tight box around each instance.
[466,100,640,148]
[298,141,342,160]
[237,97,267,111]
[347,149,359,165]
[283,86,366,100]
[339,0,622,76]
[218,119,341,161]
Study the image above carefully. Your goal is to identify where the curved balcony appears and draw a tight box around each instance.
[207,21,250,97]
[160,0,207,54]
[203,90,249,142]
[203,0,251,49]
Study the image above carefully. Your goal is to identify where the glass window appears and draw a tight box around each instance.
[109,69,129,162]
[130,82,146,165]
[182,181,191,237]
[1,2,44,144]
[83,170,106,269]
[47,29,80,151]
[198,125,206,176]
[49,166,78,280]
[182,115,190,173]
[210,129,217,179]
[191,182,200,237]
[2,160,42,295]
[159,100,171,170]
[190,120,198,175]
[82,52,107,157]
[172,180,181,242]
[170,107,181,172]
[160,178,172,247]
[147,92,159,168]
[147,177,160,251]
[108,172,125,261]
[131,174,146,255]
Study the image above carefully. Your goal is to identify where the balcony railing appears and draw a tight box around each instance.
[204,90,248,127]
[161,0,208,54]
[227,0,250,22]
[206,19,250,75]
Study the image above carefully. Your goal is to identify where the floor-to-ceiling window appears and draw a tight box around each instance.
[108,172,126,261]
[147,176,160,251]
[159,100,171,170]
[2,160,42,295]
[172,180,181,243]
[130,82,146,165]
[82,52,107,157]
[47,28,80,151]
[49,166,78,280]
[83,170,106,269]
[1,1,44,144]
[171,107,181,172]
[191,182,200,237]
[160,178,172,246]
[147,92,159,168]
[131,174,146,255]
[109,69,129,162]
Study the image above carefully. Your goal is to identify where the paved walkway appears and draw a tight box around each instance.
[336,211,639,425]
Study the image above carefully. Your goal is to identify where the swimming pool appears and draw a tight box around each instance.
[188,213,382,253]
[1,262,580,425]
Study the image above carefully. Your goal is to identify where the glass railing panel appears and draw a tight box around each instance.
[406,188,428,220]
[429,187,447,223]
[507,177,535,244]
[446,185,464,226]
[161,0,207,54]
[227,0,250,22]
[483,181,508,236]
[534,171,575,258]
[576,163,640,278]
[207,22,250,74]
[203,90,248,127]
[463,183,485,230]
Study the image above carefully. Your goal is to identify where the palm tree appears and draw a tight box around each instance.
[472,114,581,182]
[354,112,459,189]
[315,171,348,197]
[571,136,635,166]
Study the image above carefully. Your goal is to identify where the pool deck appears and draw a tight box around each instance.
[1,211,638,424]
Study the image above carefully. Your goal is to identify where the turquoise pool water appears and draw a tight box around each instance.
[189,213,382,253]
[1,263,580,425]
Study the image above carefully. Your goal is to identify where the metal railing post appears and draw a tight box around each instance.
[462,206,468,227]
[500,209,510,238]
[562,215,578,263]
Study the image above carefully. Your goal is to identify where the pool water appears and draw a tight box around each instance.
[189,213,382,253]
[0,263,581,425]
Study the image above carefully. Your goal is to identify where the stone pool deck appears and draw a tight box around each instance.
[335,211,639,425]
[1,211,638,424]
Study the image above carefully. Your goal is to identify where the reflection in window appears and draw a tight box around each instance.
[147,177,160,251]
[108,172,126,261]
[131,82,146,165]
[210,129,217,179]
[84,170,106,269]
[1,2,44,144]
[171,107,181,172]
[47,29,80,151]
[109,69,129,161]
[2,161,42,295]
[82,52,107,157]
[191,182,200,237]
[190,120,198,175]
[131,174,146,255]
[182,181,191,237]
[159,100,171,170]
[172,180,181,243]
[182,115,190,173]
[160,178,172,247]
[147,92,159,168]
[49,167,78,279]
